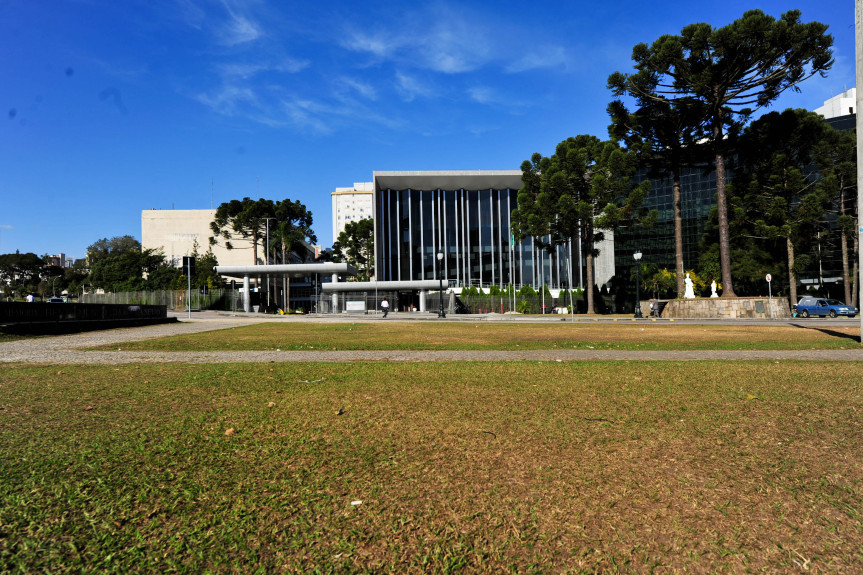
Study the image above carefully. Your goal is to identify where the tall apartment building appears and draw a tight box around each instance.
[331,182,373,243]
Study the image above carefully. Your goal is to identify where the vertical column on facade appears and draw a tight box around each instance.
[464,189,470,287]
[243,274,251,312]
[454,189,460,287]
[395,190,401,282]
[506,190,513,287]
[331,273,339,312]
[490,189,496,287]
[497,189,503,288]
[476,190,482,287]
[407,189,413,283]
[420,189,425,282]
[441,189,448,282]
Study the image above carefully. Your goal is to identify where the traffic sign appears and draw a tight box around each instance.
[766,274,772,283]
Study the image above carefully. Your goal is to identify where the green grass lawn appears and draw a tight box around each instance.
[2,361,862,572]
[92,321,863,352]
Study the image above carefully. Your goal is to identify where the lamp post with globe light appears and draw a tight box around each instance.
[633,251,643,318]
[437,251,446,318]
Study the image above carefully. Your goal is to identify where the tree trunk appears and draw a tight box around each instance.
[841,229,851,305]
[585,251,595,314]
[786,235,797,306]
[715,150,736,297]
[673,169,685,297]
[713,107,736,298]
[853,233,859,309]
[585,227,595,314]
[282,244,288,310]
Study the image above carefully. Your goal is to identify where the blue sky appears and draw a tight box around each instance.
[0,1,856,258]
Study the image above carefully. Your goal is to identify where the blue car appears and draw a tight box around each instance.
[795,296,858,318]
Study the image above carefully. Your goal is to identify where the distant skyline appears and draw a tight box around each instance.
[0,1,856,258]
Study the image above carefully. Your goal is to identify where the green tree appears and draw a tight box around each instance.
[608,82,707,297]
[814,127,857,306]
[733,109,832,305]
[272,198,317,265]
[332,218,374,281]
[608,9,833,297]
[209,198,274,265]
[189,240,221,291]
[0,252,44,296]
[512,135,653,314]
[86,236,174,292]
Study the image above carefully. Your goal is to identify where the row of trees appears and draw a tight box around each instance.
[209,197,316,266]
[514,9,842,313]
[0,236,221,299]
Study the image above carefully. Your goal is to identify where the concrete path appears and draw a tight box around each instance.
[2,311,861,364]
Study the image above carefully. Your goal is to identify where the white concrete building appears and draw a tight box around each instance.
[331,182,373,243]
[814,88,856,119]
[141,209,253,268]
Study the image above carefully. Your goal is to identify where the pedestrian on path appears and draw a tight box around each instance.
[381,297,389,318]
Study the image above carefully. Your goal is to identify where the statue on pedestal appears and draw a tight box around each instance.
[684,273,696,299]
[710,280,718,298]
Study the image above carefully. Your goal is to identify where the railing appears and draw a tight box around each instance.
[80,290,235,311]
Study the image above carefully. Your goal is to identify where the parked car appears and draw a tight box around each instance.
[795,296,858,318]
[47,296,64,303]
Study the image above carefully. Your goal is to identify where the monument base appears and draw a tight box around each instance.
[641,297,791,319]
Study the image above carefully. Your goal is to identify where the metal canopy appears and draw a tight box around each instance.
[214,263,357,277]
[322,280,444,292]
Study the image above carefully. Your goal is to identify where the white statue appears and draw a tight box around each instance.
[710,280,718,298]
[684,273,696,299]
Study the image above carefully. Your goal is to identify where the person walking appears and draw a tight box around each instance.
[380,296,389,318]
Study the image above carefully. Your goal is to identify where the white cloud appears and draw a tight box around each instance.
[218,0,263,46]
[220,58,309,79]
[506,46,568,73]
[337,77,377,101]
[395,72,425,102]
[196,85,259,115]
[468,86,494,105]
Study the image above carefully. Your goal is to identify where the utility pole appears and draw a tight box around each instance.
[857,0,862,341]
[264,217,276,309]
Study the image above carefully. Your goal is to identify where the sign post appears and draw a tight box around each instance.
[183,256,196,319]
[766,274,773,319]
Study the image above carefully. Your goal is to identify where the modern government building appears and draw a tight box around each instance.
[140,91,856,312]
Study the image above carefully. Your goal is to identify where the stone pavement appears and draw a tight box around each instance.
[2,311,861,364]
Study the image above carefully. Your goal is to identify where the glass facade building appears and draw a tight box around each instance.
[372,171,599,290]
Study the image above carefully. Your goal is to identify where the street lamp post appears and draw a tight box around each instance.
[437,251,446,318]
[633,251,643,318]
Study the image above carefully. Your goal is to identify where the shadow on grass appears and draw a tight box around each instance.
[789,322,862,343]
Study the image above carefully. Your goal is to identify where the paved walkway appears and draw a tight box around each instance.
[2,312,862,364]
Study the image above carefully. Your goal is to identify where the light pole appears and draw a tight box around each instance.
[437,251,446,318]
[633,251,643,318]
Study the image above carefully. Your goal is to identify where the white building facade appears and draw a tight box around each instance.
[814,88,856,119]
[141,209,253,268]
[331,182,373,244]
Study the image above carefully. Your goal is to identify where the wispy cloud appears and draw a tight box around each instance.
[219,58,310,79]
[395,72,427,103]
[467,87,495,105]
[340,4,492,74]
[218,0,263,46]
[196,85,260,115]
[506,46,568,73]
[335,77,377,101]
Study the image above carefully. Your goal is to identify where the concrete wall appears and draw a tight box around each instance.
[141,209,254,268]
[642,297,792,319]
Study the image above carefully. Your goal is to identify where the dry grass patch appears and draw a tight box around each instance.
[1,361,862,572]
[91,321,861,352]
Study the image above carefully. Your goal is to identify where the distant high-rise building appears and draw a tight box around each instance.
[814,88,856,120]
[332,182,373,243]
